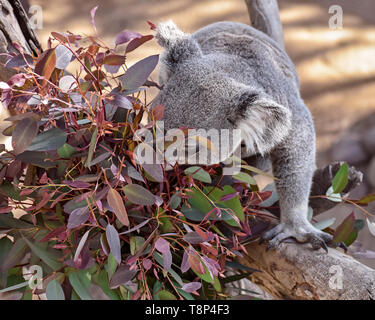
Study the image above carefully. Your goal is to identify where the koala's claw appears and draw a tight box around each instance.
[261,223,347,253]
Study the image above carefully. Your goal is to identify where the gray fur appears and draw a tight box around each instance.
[153,19,338,250]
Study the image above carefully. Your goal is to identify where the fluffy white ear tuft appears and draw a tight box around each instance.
[236,94,292,155]
[155,20,185,49]
[156,21,202,66]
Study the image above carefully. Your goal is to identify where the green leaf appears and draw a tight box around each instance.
[122,184,155,205]
[23,237,62,271]
[153,252,183,286]
[222,272,252,284]
[159,216,174,233]
[314,218,336,231]
[242,164,275,180]
[85,128,98,168]
[354,219,365,231]
[344,229,358,247]
[130,236,145,255]
[233,172,257,185]
[213,275,222,292]
[28,127,67,151]
[204,185,244,225]
[181,205,230,222]
[16,151,58,168]
[46,279,65,300]
[92,269,121,300]
[0,238,28,272]
[333,212,355,243]
[158,290,177,300]
[186,187,213,214]
[0,213,34,229]
[0,237,13,286]
[0,237,12,266]
[358,194,375,205]
[175,286,195,300]
[325,186,342,202]
[169,192,181,210]
[107,253,117,280]
[225,261,260,273]
[12,117,38,155]
[57,143,76,158]
[184,166,212,183]
[195,261,214,284]
[332,163,348,194]
[69,270,92,300]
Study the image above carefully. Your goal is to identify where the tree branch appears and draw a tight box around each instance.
[236,242,375,299]
[244,0,285,49]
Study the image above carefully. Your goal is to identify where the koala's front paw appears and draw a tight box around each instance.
[260,222,347,252]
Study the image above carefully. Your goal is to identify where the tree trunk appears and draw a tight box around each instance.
[0,0,40,81]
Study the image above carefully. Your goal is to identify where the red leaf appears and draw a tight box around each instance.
[147,21,156,30]
[102,54,125,66]
[151,104,165,121]
[143,163,164,183]
[248,191,273,206]
[11,117,38,155]
[39,226,66,242]
[188,253,205,275]
[63,180,91,189]
[109,265,137,289]
[34,49,56,86]
[74,230,91,263]
[181,250,189,273]
[126,35,154,53]
[155,237,172,271]
[0,206,12,214]
[90,6,99,33]
[40,172,48,184]
[67,207,90,229]
[142,258,152,270]
[107,188,129,226]
[181,282,201,293]
[183,232,205,244]
[115,31,142,46]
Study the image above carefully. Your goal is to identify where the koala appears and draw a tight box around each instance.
[152,18,345,251]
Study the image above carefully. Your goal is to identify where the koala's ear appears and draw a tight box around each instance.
[231,91,292,155]
[156,20,202,64]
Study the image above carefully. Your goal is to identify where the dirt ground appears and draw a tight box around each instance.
[28,0,375,267]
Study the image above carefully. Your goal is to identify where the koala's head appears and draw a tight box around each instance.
[153,20,292,158]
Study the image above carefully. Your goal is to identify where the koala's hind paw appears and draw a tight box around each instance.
[261,223,347,253]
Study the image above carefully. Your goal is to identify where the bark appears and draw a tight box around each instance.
[237,242,375,299]
[0,0,40,81]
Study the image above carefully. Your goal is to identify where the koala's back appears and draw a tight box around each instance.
[192,21,300,106]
